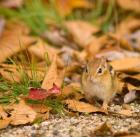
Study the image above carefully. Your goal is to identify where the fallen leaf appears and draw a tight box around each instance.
[128,74,140,81]
[42,28,75,48]
[0,21,35,63]
[64,99,104,113]
[30,104,51,120]
[41,55,64,90]
[4,99,37,125]
[120,134,140,137]
[0,68,21,83]
[122,104,132,110]
[86,36,107,58]
[28,84,61,100]
[28,39,64,67]
[117,109,133,116]
[124,90,137,103]
[0,119,11,129]
[0,0,23,8]
[0,64,45,83]
[95,47,140,61]
[28,88,48,100]
[30,104,51,113]
[0,106,11,129]
[48,83,61,95]
[90,122,113,137]
[0,63,45,81]
[110,57,140,72]
[117,0,140,13]
[61,83,83,100]
[65,20,99,47]
[124,30,140,52]
[115,18,140,38]
[0,17,5,37]
[56,0,92,16]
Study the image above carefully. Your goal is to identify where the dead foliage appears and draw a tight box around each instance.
[0,1,140,135]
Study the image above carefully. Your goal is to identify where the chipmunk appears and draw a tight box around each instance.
[82,57,120,111]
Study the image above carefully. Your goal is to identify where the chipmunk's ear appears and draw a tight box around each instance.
[83,65,88,73]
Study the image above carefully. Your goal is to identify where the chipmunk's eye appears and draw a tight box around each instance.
[97,68,102,74]
[109,66,114,75]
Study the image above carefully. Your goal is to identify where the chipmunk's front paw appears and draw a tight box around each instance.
[101,101,109,114]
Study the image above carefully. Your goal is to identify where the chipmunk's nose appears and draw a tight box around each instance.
[89,75,97,83]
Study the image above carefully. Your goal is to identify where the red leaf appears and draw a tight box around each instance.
[48,83,61,95]
[28,88,48,100]
[27,84,61,100]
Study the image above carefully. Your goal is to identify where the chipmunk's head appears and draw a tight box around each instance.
[82,57,114,82]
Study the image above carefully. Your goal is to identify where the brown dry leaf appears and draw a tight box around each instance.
[120,134,140,137]
[61,83,83,100]
[0,106,7,118]
[116,18,140,38]
[0,64,45,83]
[95,47,140,61]
[110,57,140,72]
[30,104,51,120]
[26,69,45,81]
[124,90,137,104]
[28,39,64,67]
[0,21,35,63]
[30,104,51,113]
[91,122,113,136]
[86,36,107,58]
[0,119,11,129]
[4,99,37,125]
[56,0,92,16]
[123,82,140,103]
[0,17,5,37]
[0,68,21,83]
[41,55,64,90]
[117,0,140,13]
[64,99,104,113]
[0,106,11,129]
[117,109,133,116]
[123,30,140,52]
[74,50,87,63]
[130,73,140,80]
[126,83,140,91]
[0,0,23,8]
[65,20,99,47]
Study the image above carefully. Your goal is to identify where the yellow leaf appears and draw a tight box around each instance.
[0,119,11,129]
[28,39,64,67]
[61,83,83,100]
[117,109,133,116]
[117,0,140,13]
[41,55,64,90]
[115,18,140,38]
[0,106,11,129]
[64,99,105,113]
[65,20,99,47]
[0,21,35,63]
[56,0,92,16]
[0,68,21,83]
[30,104,51,120]
[110,57,140,72]
[4,100,37,125]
